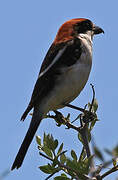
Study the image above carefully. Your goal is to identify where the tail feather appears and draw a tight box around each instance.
[11,109,42,170]
[21,104,33,121]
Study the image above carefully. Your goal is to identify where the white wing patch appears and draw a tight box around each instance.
[39,45,67,78]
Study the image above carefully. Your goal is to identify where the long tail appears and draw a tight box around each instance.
[11,109,42,170]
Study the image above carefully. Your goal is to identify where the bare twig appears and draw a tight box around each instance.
[89,84,95,112]
[58,150,67,157]
[101,165,118,179]
[39,152,53,161]
[45,172,58,180]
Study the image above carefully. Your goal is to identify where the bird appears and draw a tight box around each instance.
[11,18,104,170]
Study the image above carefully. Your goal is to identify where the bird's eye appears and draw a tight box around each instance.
[75,20,92,34]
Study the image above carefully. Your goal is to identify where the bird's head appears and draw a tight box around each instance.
[54,18,104,44]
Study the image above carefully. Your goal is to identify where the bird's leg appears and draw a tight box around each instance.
[65,84,96,124]
[64,103,86,113]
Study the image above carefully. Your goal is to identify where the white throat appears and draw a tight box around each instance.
[78,31,93,46]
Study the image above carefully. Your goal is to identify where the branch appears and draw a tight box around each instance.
[50,110,93,169]
[79,123,91,158]
[50,111,92,160]
[47,111,80,131]
[101,165,118,179]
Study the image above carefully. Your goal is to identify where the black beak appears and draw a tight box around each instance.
[93,25,104,35]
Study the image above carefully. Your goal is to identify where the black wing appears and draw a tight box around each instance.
[21,38,82,120]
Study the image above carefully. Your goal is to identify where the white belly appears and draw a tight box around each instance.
[44,61,92,111]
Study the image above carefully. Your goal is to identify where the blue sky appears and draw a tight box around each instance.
[0,0,118,179]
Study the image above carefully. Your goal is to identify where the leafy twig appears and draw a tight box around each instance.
[39,151,80,180]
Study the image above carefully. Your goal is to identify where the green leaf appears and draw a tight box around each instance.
[112,145,118,157]
[60,173,68,177]
[60,153,67,164]
[57,143,63,156]
[78,132,83,144]
[89,119,97,131]
[76,156,93,176]
[46,134,54,149]
[43,132,47,146]
[71,150,77,161]
[47,134,58,151]
[93,99,98,112]
[43,133,58,152]
[87,102,91,110]
[54,176,70,180]
[54,139,58,150]
[36,136,41,146]
[81,156,93,174]
[41,146,53,158]
[66,159,78,177]
[53,157,59,166]
[87,130,91,142]
[66,158,78,171]
[87,99,98,113]
[84,156,93,169]
[40,164,59,174]
[79,148,86,162]
[94,146,104,162]
[39,165,53,174]
[113,159,117,167]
